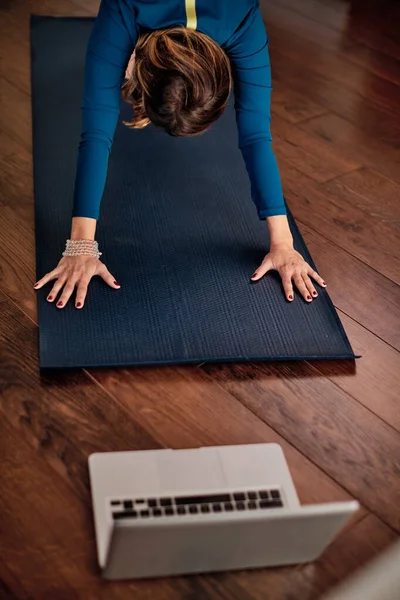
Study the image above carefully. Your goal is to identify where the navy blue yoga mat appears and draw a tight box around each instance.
[30,16,356,369]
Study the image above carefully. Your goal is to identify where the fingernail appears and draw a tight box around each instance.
[312,291,317,297]
[114,281,120,286]
[288,295,293,300]
[76,302,82,308]
[57,301,63,307]
[34,283,39,288]
[47,296,53,301]
[322,281,327,286]
[251,273,257,279]
[307,295,312,301]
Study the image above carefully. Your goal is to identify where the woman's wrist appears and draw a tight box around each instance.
[266,215,293,247]
[70,216,97,241]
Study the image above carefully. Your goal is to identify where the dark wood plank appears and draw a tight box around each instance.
[271,80,328,124]
[262,0,350,53]
[207,568,314,600]
[0,79,31,154]
[0,300,161,496]
[0,130,38,318]
[309,309,400,434]
[0,132,32,203]
[300,514,398,597]
[1,420,87,599]
[0,1,96,112]
[265,0,400,85]
[268,0,352,33]
[320,167,400,231]
[268,0,400,53]
[280,164,400,285]
[299,222,400,351]
[264,0,400,63]
[344,42,400,87]
[0,204,36,322]
[266,43,400,146]
[201,360,400,532]
[298,112,400,186]
[263,0,400,105]
[0,130,33,251]
[345,0,400,61]
[272,113,360,182]
[0,561,25,600]
[69,0,99,11]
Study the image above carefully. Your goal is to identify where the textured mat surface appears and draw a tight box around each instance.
[31,16,355,369]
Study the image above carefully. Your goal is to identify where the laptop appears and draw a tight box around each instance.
[88,443,359,580]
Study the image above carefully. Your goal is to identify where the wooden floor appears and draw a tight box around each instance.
[1,0,400,598]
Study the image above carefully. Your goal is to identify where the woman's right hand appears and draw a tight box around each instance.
[33,255,121,309]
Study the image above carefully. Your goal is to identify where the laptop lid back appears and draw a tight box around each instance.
[103,501,359,580]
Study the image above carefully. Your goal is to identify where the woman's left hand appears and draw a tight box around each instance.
[250,243,327,302]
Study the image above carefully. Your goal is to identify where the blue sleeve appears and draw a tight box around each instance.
[72,0,136,220]
[225,4,286,219]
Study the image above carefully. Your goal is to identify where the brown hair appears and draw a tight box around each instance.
[121,27,233,137]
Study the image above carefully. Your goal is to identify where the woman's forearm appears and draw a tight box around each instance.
[70,216,97,241]
[266,215,293,246]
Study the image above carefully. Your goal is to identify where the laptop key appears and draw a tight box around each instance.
[164,507,174,516]
[160,498,172,507]
[148,499,157,508]
[224,502,234,511]
[259,491,269,500]
[259,499,282,509]
[189,505,198,514]
[271,490,281,499]
[233,492,246,501]
[152,508,162,517]
[113,510,137,519]
[212,503,222,512]
[140,510,150,517]
[270,499,283,507]
[177,506,186,515]
[236,502,245,510]
[175,493,230,505]
[201,504,210,513]
[123,500,133,509]
[248,501,257,510]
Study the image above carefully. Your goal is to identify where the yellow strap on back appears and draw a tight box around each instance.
[185,0,197,30]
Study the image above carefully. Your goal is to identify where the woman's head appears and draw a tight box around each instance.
[122,27,233,137]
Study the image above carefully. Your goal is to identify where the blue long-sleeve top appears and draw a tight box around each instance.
[72,0,286,221]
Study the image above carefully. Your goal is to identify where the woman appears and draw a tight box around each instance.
[33,0,326,309]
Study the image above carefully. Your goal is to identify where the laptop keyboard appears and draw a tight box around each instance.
[111,489,283,520]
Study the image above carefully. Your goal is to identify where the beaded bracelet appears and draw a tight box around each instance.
[62,239,102,259]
